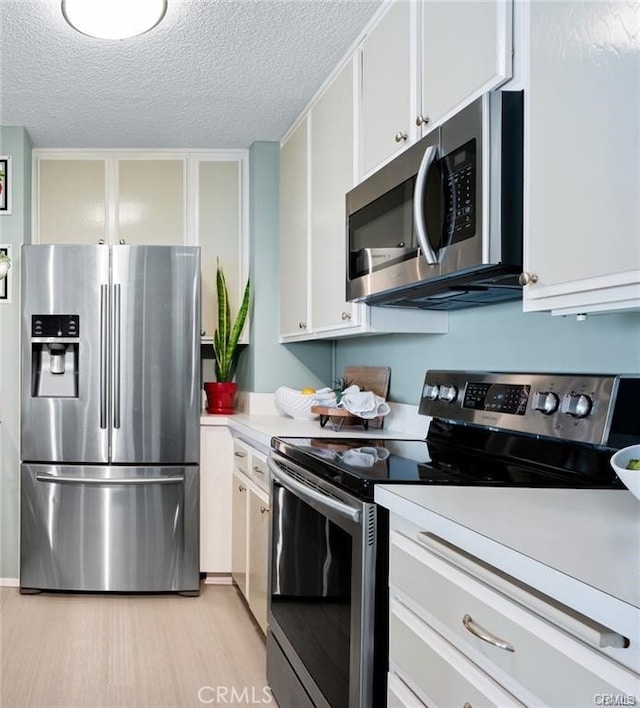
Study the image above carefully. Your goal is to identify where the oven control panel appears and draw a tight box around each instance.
[418,371,639,446]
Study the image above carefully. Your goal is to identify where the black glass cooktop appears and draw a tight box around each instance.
[271,426,622,501]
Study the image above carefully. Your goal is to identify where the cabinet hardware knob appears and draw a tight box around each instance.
[463,704,472,708]
[394,132,408,143]
[118,239,126,245]
[298,322,307,329]
[238,484,246,492]
[260,506,268,514]
[341,311,352,321]
[415,114,429,127]
[518,272,539,286]
[98,239,105,245]
[200,329,206,337]
[462,614,515,652]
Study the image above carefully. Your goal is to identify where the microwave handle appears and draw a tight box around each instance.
[414,145,439,264]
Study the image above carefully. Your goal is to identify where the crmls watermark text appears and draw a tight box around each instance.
[593,695,637,706]
[197,686,273,704]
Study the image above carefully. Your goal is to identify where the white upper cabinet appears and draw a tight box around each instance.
[310,59,358,333]
[116,158,185,245]
[35,153,187,246]
[37,158,107,244]
[522,1,640,315]
[195,155,247,339]
[421,1,513,129]
[279,117,310,337]
[360,1,415,177]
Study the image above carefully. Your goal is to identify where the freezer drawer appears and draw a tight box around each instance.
[20,464,200,593]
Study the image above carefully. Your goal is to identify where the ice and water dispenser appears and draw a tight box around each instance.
[31,314,79,398]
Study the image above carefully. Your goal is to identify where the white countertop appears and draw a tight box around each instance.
[375,485,640,645]
[201,411,424,453]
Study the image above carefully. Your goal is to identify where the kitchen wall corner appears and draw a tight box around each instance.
[0,126,32,581]
[235,141,331,397]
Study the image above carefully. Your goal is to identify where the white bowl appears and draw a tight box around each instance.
[610,444,640,501]
[274,386,319,420]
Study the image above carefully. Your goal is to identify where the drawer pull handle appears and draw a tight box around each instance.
[238,484,246,492]
[234,451,247,458]
[253,465,264,475]
[260,506,269,514]
[462,614,515,652]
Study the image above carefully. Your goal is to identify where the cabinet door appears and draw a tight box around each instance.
[360,1,415,177]
[310,59,358,332]
[117,158,185,246]
[37,158,107,244]
[279,117,310,336]
[421,1,512,129]
[248,487,270,634]
[523,1,640,314]
[231,469,248,597]
[198,158,244,338]
[200,426,233,573]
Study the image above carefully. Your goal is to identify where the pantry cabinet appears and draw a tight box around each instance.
[230,438,270,633]
[522,0,640,315]
[200,425,234,574]
[34,150,249,337]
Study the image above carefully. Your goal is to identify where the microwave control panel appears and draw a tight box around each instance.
[443,139,476,245]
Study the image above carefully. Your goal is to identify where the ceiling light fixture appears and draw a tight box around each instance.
[61,0,167,40]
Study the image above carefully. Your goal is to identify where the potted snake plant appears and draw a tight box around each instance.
[204,259,251,414]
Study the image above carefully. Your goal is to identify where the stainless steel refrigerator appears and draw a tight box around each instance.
[20,244,201,594]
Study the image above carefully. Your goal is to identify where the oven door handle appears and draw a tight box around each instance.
[413,144,439,265]
[268,458,361,524]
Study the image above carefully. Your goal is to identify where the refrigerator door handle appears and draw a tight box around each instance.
[100,284,109,429]
[35,474,185,485]
[113,283,121,430]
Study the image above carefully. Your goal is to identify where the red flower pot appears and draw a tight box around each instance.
[204,381,237,415]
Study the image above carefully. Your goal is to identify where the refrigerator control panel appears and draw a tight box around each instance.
[32,314,79,338]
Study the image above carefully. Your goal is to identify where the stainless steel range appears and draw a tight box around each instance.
[266,371,639,708]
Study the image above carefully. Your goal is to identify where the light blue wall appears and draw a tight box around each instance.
[0,127,32,579]
[336,302,640,405]
[236,142,332,393]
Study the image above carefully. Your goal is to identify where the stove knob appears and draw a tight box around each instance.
[531,391,559,415]
[561,393,593,418]
[422,383,440,400]
[438,384,458,403]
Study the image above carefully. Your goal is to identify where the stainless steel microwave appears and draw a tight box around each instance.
[346,91,523,310]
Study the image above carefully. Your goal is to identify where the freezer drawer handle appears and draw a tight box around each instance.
[113,284,121,429]
[100,284,108,429]
[36,474,185,485]
[462,614,515,652]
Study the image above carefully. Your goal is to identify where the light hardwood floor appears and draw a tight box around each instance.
[0,584,272,708]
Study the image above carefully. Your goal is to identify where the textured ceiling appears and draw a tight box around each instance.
[0,0,381,149]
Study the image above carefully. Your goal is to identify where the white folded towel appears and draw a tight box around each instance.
[337,385,391,419]
[310,387,337,407]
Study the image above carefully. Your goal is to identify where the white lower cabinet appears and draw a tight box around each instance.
[200,425,233,574]
[230,439,270,632]
[388,514,639,707]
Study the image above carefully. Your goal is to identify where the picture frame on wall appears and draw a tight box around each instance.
[0,244,12,303]
[0,156,12,214]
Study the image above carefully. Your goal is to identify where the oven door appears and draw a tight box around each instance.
[267,454,377,708]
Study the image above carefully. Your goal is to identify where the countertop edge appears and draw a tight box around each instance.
[375,485,640,645]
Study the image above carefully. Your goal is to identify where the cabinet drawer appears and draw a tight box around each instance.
[250,452,269,492]
[232,441,249,475]
[390,530,637,705]
[390,598,522,707]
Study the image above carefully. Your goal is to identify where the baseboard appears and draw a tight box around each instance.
[203,574,233,586]
[0,578,19,587]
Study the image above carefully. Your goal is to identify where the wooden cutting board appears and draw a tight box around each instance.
[310,366,391,430]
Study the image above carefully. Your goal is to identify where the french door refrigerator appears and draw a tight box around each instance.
[20,244,201,594]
